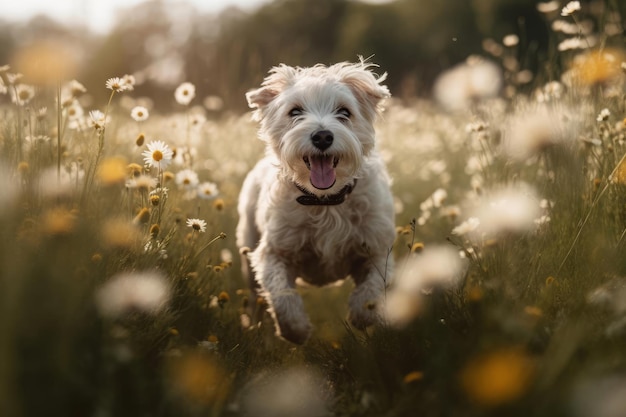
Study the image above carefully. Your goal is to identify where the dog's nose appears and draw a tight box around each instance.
[311,130,334,151]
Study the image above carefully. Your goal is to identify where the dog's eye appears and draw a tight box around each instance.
[288,107,303,118]
[336,107,351,119]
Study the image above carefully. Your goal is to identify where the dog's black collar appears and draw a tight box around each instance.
[295,180,357,206]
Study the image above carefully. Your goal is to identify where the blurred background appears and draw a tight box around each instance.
[0,0,585,111]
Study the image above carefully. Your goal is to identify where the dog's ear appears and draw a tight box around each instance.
[336,61,390,121]
[246,64,297,115]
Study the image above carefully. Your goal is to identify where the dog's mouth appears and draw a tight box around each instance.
[303,155,338,190]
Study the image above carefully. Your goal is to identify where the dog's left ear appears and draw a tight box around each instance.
[338,62,390,121]
[246,64,297,119]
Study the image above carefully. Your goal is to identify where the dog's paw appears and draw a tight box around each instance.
[275,315,312,344]
[267,292,312,344]
[348,300,380,330]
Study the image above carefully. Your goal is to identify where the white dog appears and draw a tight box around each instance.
[236,60,396,344]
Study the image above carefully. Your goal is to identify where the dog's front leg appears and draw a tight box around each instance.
[251,244,312,344]
[348,255,393,330]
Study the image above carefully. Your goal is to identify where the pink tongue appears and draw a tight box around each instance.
[309,155,336,189]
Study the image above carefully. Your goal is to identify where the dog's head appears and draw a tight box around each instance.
[246,60,389,195]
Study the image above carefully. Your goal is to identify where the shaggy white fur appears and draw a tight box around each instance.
[236,60,396,344]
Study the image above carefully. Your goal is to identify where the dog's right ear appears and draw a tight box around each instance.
[246,64,297,117]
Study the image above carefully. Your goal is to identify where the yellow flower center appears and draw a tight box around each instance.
[153,150,163,161]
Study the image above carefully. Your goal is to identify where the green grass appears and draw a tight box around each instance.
[2,12,626,417]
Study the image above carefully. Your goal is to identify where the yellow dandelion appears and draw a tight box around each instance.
[403,371,424,384]
[167,352,230,405]
[42,207,77,236]
[571,49,625,86]
[466,286,483,302]
[102,218,141,249]
[218,291,230,305]
[97,157,127,186]
[524,306,543,318]
[163,171,175,182]
[133,207,151,225]
[127,163,143,177]
[149,223,160,238]
[460,347,535,407]
[410,242,425,253]
[213,198,225,211]
[18,161,29,175]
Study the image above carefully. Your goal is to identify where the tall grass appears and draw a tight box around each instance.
[1,2,626,416]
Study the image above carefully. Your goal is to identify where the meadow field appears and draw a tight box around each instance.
[1,1,626,416]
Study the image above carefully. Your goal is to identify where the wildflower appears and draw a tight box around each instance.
[166,352,230,406]
[597,108,610,122]
[97,157,128,186]
[135,133,145,147]
[121,74,136,91]
[88,110,108,131]
[220,248,233,264]
[11,84,35,106]
[126,163,143,177]
[67,79,87,98]
[536,1,559,13]
[101,218,141,249]
[213,198,225,211]
[240,367,328,417]
[105,77,131,92]
[41,207,77,236]
[452,217,481,236]
[204,95,224,111]
[142,140,173,169]
[197,181,219,199]
[186,218,207,233]
[433,56,502,111]
[502,34,519,47]
[95,271,170,317]
[150,195,160,206]
[470,184,541,238]
[557,37,587,52]
[176,169,199,190]
[175,82,196,105]
[503,106,564,159]
[460,347,535,407]
[218,291,230,306]
[571,49,625,85]
[131,106,149,122]
[133,207,151,225]
[561,1,581,17]
[126,174,156,191]
[403,371,424,384]
[149,224,160,238]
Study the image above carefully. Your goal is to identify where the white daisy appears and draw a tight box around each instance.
[186,218,207,233]
[105,77,131,92]
[175,169,199,190]
[88,110,109,131]
[561,1,581,16]
[175,82,196,105]
[142,140,174,169]
[131,106,149,122]
[197,181,219,199]
[11,84,36,106]
[96,271,170,317]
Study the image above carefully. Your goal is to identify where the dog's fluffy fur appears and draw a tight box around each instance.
[236,61,395,344]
